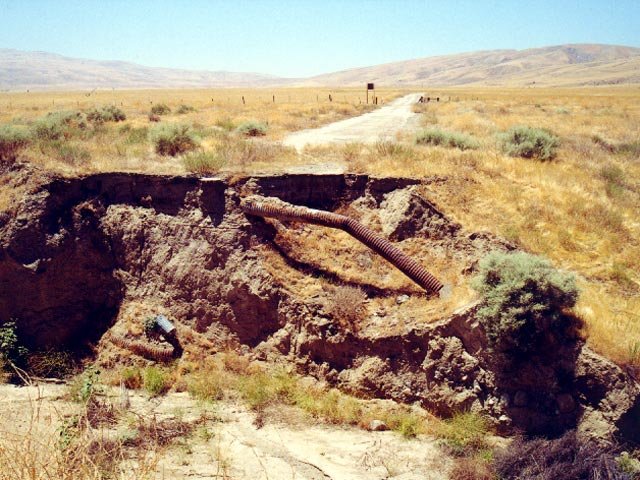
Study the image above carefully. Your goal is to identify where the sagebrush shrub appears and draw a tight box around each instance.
[86,105,126,124]
[182,150,226,174]
[415,128,479,150]
[236,120,267,137]
[150,124,199,156]
[176,104,195,114]
[33,111,88,141]
[500,126,559,160]
[150,103,171,115]
[0,125,31,161]
[472,251,579,356]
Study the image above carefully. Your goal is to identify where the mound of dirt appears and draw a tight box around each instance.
[0,162,637,444]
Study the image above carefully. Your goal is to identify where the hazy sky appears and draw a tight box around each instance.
[1,0,638,77]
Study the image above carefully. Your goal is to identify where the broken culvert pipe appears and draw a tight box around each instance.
[241,195,444,295]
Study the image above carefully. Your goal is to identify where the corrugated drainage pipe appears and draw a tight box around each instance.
[241,195,444,295]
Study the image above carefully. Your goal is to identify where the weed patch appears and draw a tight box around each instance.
[416,128,479,150]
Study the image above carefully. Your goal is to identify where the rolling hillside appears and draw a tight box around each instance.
[0,49,284,91]
[1,44,639,90]
[306,44,640,87]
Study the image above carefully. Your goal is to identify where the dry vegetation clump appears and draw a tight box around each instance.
[236,120,267,137]
[149,103,171,116]
[323,285,368,333]
[182,150,226,174]
[150,123,199,156]
[493,431,636,480]
[499,125,560,160]
[86,105,126,124]
[0,125,31,161]
[415,128,479,150]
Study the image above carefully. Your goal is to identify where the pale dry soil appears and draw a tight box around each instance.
[283,94,422,151]
[0,384,450,480]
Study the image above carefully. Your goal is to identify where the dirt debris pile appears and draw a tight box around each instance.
[0,162,637,444]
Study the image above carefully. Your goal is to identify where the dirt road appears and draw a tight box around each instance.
[283,93,422,151]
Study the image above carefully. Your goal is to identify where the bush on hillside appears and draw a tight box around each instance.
[415,128,479,150]
[0,125,31,161]
[500,125,559,161]
[150,124,199,156]
[472,251,580,357]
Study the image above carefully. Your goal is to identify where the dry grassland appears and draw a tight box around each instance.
[1,86,638,368]
[0,87,406,175]
[334,87,640,366]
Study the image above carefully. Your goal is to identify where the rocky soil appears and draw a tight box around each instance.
[0,161,638,445]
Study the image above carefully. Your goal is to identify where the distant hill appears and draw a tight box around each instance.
[1,44,640,91]
[306,44,640,87]
[0,49,285,90]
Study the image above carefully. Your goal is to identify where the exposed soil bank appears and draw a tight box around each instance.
[1,162,638,444]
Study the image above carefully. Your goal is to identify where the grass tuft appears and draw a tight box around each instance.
[415,128,479,150]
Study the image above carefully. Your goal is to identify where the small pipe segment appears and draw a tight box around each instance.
[241,195,444,294]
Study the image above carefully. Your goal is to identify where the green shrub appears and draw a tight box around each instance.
[182,150,226,174]
[435,412,490,456]
[236,120,267,137]
[500,125,559,160]
[415,128,479,150]
[67,366,101,402]
[143,366,169,396]
[176,104,195,114]
[0,322,28,372]
[150,124,199,156]
[472,251,579,356]
[150,103,171,116]
[33,111,87,141]
[0,125,31,161]
[86,105,126,124]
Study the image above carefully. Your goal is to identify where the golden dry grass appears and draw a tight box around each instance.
[0,87,407,174]
[1,85,638,367]
[330,86,640,366]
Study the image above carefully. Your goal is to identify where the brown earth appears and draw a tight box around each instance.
[0,161,638,444]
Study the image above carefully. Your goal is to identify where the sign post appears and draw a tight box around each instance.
[366,83,374,104]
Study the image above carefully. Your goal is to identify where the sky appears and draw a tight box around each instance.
[0,0,639,77]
